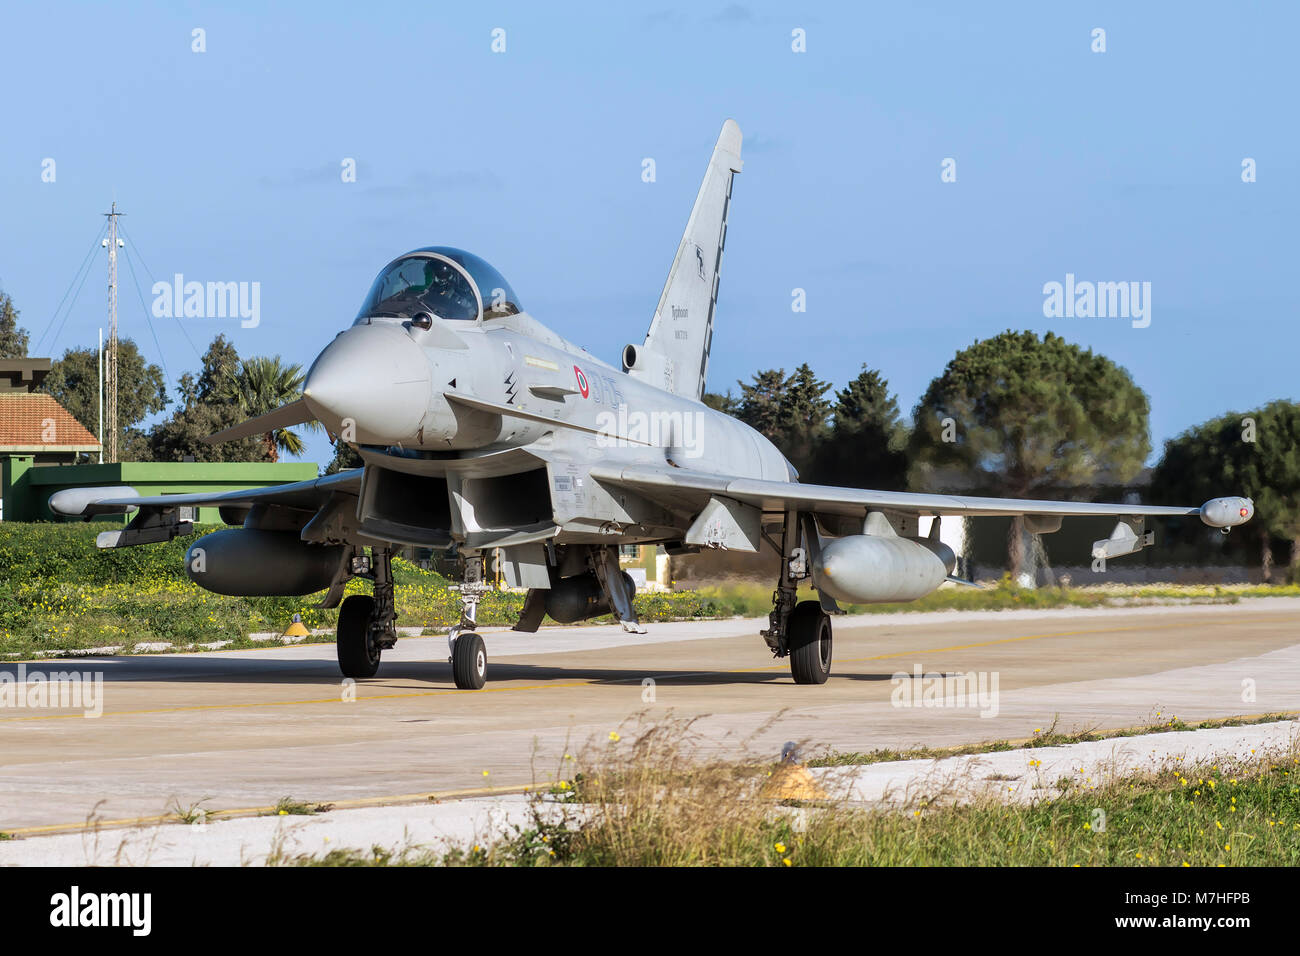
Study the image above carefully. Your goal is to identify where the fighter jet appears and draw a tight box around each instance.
[51,120,1254,689]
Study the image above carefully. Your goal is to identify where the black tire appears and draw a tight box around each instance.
[336,594,380,679]
[452,631,487,690]
[788,600,832,684]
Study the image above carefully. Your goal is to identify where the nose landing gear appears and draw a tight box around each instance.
[450,629,487,689]
[448,557,490,689]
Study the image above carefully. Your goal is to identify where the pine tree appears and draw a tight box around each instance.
[910,330,1151,576]
[808,365,909,490]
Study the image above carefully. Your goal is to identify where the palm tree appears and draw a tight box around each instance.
[219,355,318,462]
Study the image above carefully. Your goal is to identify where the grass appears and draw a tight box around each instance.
[808,713,1298,767]
[692,576,1300,619]
[165,797,213,825]
[3,521,1297,659]
[0,523,724,658]
[269,715,1300,867]
[267,796,333,817]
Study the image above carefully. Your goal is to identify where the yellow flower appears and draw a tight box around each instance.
[609,731,621,742]
[782,858,792,867]
[774,842,786,854]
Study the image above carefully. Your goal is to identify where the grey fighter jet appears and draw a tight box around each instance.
[51,120,1254,689]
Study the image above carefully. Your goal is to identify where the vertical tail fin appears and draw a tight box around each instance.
[632,119,742,401]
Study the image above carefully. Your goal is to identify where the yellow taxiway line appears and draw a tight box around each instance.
[3,615,1294,722]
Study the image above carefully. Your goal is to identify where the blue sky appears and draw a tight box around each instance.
[2,1,1296,468]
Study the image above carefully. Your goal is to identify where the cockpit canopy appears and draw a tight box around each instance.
[355,247,522,323]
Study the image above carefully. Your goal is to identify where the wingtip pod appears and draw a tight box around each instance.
[1200,496,1254,529]
[48,486,141,517]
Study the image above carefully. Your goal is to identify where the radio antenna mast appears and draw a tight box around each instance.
[103,202,122,463]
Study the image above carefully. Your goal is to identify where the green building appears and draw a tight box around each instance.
[1,459,319,524]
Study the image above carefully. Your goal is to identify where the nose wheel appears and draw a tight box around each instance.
[449,629,487,689]
[447,557,490,689]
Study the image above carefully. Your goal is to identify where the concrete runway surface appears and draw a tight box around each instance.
[4,720,1295,865]
[1,598,1298,834]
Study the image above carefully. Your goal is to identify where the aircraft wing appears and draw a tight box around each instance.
[48,470,362,548]
[204,398,316,444]
[588,464,1253,530]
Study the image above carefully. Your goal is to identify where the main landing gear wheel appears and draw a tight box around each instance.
[337,594,381,678]
[451,630,487,690]
[788,600,832,685]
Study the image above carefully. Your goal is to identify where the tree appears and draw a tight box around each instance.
[781,363,834,470]
[147,335,266,462]
[218,354,318,462]
[323,441,363,475]
[41,338,168,459]
[1151,402,1300,582]
[0,289,29,358]
[734,363,832,476]
[701,390,737,415]
[735,369,789,439]
[909,330,1151,576]
[808,365,909,490]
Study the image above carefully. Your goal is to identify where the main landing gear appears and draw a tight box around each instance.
[760,510,834,684]
[336,547,398,679]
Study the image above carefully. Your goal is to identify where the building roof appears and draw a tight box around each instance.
[0,393,101,451]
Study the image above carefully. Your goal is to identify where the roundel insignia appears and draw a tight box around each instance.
[574,365,589,398]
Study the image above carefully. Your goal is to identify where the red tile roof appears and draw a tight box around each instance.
[0,393,101,449]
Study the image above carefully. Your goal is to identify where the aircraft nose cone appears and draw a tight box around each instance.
[303,323,431,444]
